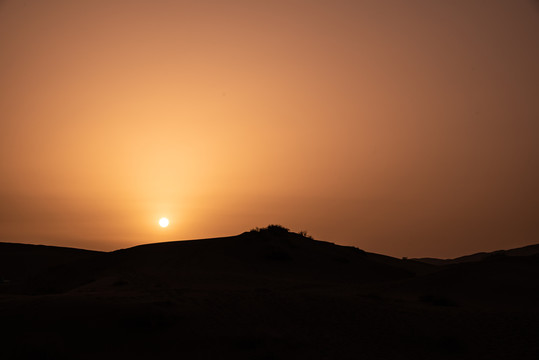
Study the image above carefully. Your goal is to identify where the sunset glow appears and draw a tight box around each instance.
[0,0,538,258]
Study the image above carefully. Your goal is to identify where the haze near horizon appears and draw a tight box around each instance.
[1,0,538,258]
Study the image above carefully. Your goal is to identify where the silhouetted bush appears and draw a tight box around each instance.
[266,224,290,233]
[250,225,290,234]
[299,230,313,239]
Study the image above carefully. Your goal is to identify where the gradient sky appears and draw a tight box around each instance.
[1,0,538,258]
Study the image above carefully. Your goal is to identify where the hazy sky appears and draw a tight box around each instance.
[1,0,538,258]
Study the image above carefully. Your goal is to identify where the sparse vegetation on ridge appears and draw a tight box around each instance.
[250,224,290,234]
[250,225,314,239]
[299,230,313,239]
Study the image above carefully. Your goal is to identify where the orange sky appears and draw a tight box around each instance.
[1,0,538,258]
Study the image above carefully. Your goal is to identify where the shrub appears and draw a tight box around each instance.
[299,230,313,239]
[251,225,290,233]
[265,224,290,233]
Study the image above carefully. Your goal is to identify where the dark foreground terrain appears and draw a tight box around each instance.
[1,226,538,359]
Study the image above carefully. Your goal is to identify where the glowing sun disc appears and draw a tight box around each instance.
[159,217,169,227]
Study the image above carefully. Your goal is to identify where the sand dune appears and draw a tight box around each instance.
[1,227,537,359]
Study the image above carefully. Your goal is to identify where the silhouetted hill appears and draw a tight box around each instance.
[413,243,539,265]
[1,229,538,359]
[3,229,425,295]
[0,242,102,292]
[386,253,539,309]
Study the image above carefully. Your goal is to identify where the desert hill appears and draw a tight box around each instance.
[1,226,538,360]
[413,243,539,265]
[0,242,102,286]
[1,226,430,295]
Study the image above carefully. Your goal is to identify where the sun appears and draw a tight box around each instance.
[159,217,169,228]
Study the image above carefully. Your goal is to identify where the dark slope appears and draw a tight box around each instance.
[0,242,101,277]
[7,230,420,295]
[391,244,539,308]
[0,242,102,293]
[385,253,539,309]
[363,252,434,276]
[1,231,538,360]
[414,243,539,265]
[108,230,416,285]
